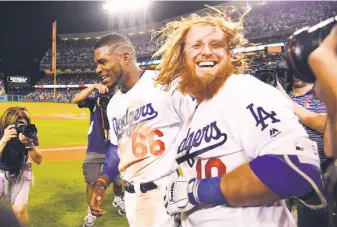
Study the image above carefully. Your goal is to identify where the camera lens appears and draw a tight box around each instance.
[255,70,277,87]
[24,124,37,139]
[16,123,37,139]
[285,16,337,83]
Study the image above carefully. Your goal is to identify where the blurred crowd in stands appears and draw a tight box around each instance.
[40,1,336,68]
[24,88,79,103]
[37,73,98,85]
[244,1,336,38]
[23,1,337,103]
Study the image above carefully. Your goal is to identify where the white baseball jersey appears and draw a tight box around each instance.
[107,70,196,183]
[172,74,320,227]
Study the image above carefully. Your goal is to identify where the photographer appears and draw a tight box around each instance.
[0,107,42,226]
[308,25,337,227]
[73,83,125,227]
[308,25,337,158]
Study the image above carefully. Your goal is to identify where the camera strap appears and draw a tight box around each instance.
[98,106,110,141]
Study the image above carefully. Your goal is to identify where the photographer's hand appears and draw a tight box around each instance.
[276,81,292,101]
[73,83,109,103]
[1,125,17,142]
[93,83,108,94]
[18,133,33,144]
[0,125,17,156]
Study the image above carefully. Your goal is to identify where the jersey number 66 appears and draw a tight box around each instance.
[132,129,166,158]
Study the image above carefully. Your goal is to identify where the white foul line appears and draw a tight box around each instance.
[40,146,86,152]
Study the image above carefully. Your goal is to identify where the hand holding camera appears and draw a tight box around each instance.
[15,122,38,149]
[94,83,113,109]
[1,122,37,144]
[15,122,37,140]
[93,83,108,95]
[276,80,289,97]
[18,134,33,144]
[1,125,17,143]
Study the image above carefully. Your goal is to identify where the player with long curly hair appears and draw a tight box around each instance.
[154,6,326,227]
[153,5,249,103]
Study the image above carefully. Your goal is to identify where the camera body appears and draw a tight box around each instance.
[95,91,112,141]
[0,122,37,173]
[95,91,113,110]
[255,68,294,93]
[15,122,38,139]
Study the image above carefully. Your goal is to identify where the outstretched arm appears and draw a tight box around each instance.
[89,144,120,216]
[73,83,107,103]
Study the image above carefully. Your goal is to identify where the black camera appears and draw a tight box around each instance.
[95,92,112,109]
[255,68,294,93]
[255,16,336,89]
[285,16,337,83]
[15,122,38,139]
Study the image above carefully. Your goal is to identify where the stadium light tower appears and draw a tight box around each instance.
[103,0,153,31]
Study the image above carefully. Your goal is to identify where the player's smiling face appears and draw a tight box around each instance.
[178,24,234,103]
[94,45,121,88]
[184,25,230,78]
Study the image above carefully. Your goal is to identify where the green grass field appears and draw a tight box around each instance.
[35,119,88,147]
[0,102,129,227]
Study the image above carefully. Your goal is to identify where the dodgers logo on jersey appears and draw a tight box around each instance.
[111,103,158,139]
[246,103,280,131]
[177,121,227,167]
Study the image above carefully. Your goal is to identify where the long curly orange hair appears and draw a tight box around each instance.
[152,5,251,91]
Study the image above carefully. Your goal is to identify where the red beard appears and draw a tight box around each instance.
[178,59,234,103]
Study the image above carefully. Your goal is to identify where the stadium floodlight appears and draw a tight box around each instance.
[103,0,152,14]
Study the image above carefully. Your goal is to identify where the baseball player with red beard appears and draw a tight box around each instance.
[153,6,329,227]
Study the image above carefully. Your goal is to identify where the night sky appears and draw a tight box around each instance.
[0,1,220,76]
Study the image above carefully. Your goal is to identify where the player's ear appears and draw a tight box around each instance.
[123,53,131,65]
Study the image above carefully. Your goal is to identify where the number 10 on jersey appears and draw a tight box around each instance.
[196,158,227,179]
[132,129,166,158]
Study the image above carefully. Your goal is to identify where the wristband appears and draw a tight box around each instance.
[188,177,229,206]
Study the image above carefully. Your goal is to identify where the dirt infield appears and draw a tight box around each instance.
[40,145,87,162]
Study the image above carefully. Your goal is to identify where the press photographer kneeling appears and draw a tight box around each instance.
[0,107,42,226]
